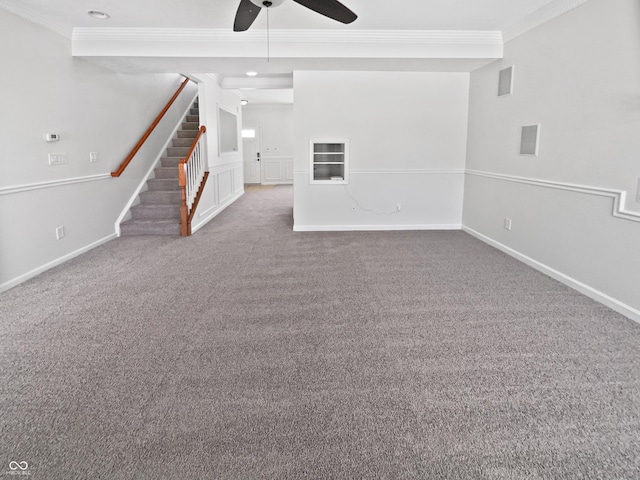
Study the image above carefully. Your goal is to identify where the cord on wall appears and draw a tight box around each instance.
[343,185,401,216]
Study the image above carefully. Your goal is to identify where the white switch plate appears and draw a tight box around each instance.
[504,218,512,230]
[55,226,65,240]
[89,152,98,163]
[48,153,67,165]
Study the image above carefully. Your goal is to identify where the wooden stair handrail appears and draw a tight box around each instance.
[111,77,191,178]
[179,126,207,174]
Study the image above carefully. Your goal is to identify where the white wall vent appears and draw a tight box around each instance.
[498,66,514,97]
[520,124,541,156]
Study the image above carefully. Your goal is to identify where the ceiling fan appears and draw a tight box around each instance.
[234,0,357,32]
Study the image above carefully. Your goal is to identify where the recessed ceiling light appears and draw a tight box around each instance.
[241,100,249,106]
[88,11,110,19]
[246,71,258,77]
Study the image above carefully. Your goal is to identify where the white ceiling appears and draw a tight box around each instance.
[1,0,586,103]
[1,0,560,33]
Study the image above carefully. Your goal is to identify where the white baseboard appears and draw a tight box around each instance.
[462,225,640,325]
[0,233,117,293]
[293,224,461,232]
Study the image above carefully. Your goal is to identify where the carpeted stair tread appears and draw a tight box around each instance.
[167,146,191,157]
[172,137,195,148]
[139,190,181,204]
[147,178,181,191]
[153,167,179,179]
[181,122,199,131]
[120,219,180,235]
[177,130,198,139]
[130,203,180,220]
[161,157,183,168]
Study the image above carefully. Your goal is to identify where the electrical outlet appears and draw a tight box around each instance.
[55,226,65,240]
[48,153,68,165]
[396,203,402,212]
[504,218,512,230]
[89,152,98,163]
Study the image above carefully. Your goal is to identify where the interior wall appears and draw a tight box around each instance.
[0,8,197,291]
[242,105,294,184]
[463,0,640,320]
[293,71,469,231]
[188,77,244,233]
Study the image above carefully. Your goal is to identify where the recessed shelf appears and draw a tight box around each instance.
[310,140,348,184]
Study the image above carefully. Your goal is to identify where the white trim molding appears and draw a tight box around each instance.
[72,28,503,61]
[0,174,112,196]
[72,28,503,45]
[462,226,640,325]
[466,170,640,223]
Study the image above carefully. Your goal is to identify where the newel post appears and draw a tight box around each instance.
[178,159,189,236]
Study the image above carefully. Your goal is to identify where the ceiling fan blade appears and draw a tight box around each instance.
[234,0,262,31]
[293,0,357,24]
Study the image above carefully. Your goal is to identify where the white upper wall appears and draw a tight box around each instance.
[466,0,640,199]
[293,71,469,230]
[242,105,294,158]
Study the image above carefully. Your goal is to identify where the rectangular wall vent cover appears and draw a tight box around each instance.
[498,66,514,97]
[520,124,541,156]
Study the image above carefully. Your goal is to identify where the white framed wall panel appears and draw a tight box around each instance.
[218,170,234,203]
[233,166,244,193]
[285,160,294,181]
[264,160,283,183]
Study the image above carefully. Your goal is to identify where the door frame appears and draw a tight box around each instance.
[241,125,262,184]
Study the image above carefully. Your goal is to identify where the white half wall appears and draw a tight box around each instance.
[0,8,197,291]
[463,0,640,320]
[189,76,244,233]
[293,71,469,231]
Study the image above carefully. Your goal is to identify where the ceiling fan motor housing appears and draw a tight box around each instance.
[249,0,286,7]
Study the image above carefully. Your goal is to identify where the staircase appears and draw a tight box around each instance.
[120,100,200,235]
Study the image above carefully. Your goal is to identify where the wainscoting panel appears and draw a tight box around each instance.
[261,156,293,185]
[218,170,233,203]
[233,166,244,193]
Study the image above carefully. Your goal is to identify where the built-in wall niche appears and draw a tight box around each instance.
[218,107,238,154]
[310,140,349,184]
[498,65,514,97]
[520,124,541,156]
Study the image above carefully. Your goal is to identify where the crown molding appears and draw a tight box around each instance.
[502,0,590,43]
[0,0,69,38]
[72,28,503,61]
[72,28,503,45]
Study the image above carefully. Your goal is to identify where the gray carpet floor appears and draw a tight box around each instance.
[1,185,639,479]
